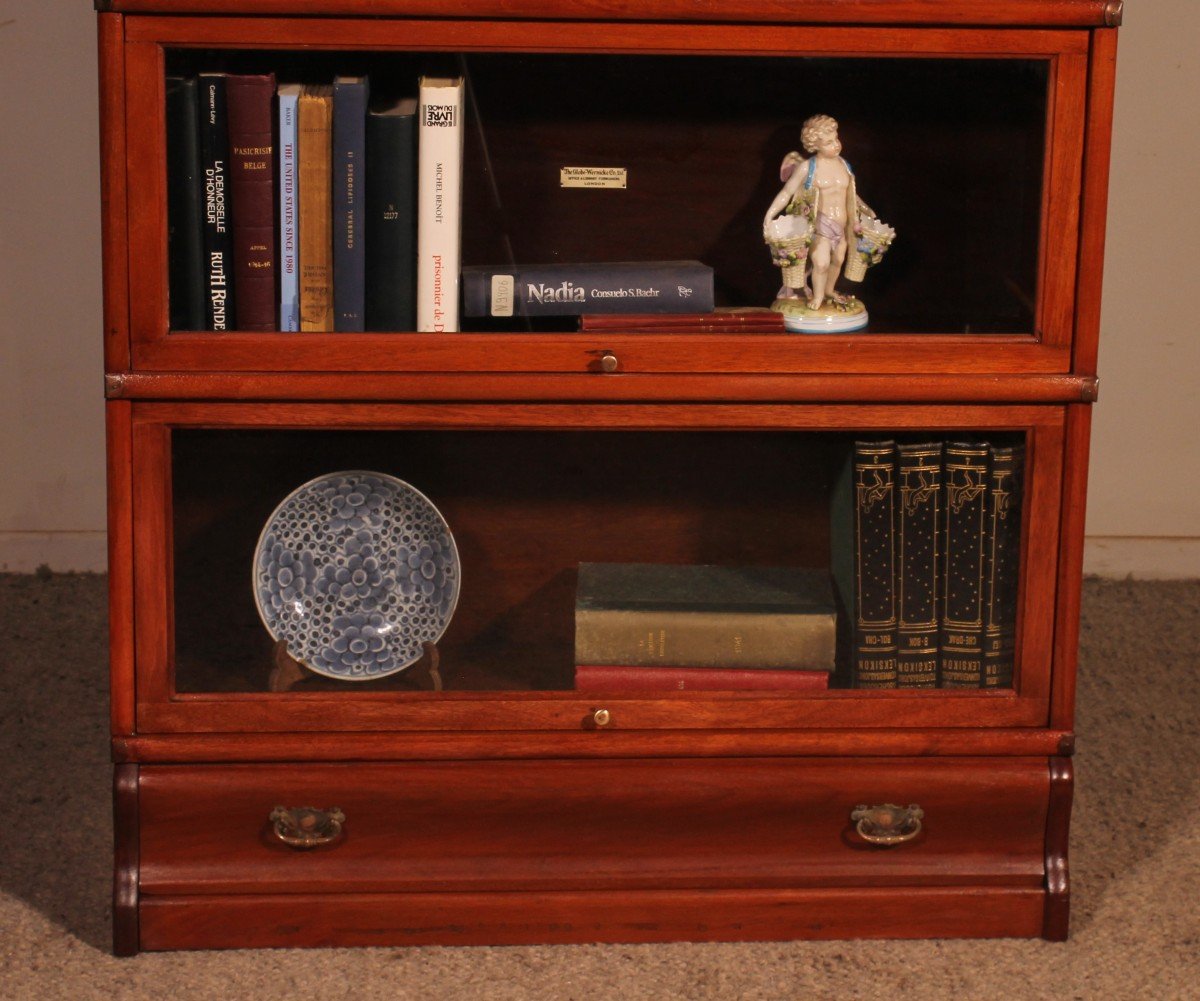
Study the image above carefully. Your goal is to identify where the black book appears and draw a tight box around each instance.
[197,73,235,331]
[832,440,899,689]
[333,75,369,332]
[940,441,991,688]
[896,442,942,688]
[461,261,715,316]
[365,96,417,331]
[165,77,206,331]
[983,444,1025,688]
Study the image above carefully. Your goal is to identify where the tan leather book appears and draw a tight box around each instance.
[298,84,333,332]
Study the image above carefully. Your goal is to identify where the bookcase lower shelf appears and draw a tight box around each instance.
[116,753,1072,952]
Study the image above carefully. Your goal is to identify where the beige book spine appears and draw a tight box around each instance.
[575,608,837,670]
[298,87,333,332]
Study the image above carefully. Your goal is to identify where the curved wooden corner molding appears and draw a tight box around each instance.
[113,764,140,957]
[1043,757,1074,941]
[1104,1,1124,27]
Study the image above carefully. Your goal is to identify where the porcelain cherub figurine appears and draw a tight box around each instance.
[763,114,894,332]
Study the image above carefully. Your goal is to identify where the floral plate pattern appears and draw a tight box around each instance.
[252,471,460,681]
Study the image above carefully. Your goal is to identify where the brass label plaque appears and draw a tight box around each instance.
[560,167,627,189]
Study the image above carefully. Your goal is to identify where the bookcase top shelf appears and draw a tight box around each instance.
[95,0,1124,29]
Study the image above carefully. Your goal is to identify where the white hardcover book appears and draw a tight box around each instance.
[416,76,464,332]
[277,83,302,331]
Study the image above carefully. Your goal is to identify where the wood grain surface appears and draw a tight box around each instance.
[137,758,1050,895]
[114,728,1075,763]
[138,886,1048,949]
[99,1,1120,30]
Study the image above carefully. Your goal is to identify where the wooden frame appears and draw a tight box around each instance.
[97,1,1121,26]
[95,1,1120,950]
[123,401,1063,735]
[115,17,1089,376]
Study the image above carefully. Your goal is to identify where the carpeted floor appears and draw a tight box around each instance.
[0,573,1196,1000]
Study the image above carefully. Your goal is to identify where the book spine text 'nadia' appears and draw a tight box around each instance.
[463,261,714,316]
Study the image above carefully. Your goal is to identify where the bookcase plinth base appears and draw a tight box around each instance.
[137,886,1051,950]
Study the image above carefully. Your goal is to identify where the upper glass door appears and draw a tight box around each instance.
[117,16,1090,375]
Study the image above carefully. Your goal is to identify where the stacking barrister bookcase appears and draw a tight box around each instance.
[97,0,1121,952]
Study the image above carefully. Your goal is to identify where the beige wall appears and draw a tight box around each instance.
[0,2,107,571]
[1086,0,1200,576]
[0,1,1196,574]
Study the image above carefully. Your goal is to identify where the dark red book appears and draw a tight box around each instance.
[574,665,831,692]
[225,73,277,331]
[579,308,785,332]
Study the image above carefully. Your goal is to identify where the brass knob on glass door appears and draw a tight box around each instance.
[599,353,619,373]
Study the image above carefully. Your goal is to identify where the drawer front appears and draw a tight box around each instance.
[138,758,1050,896]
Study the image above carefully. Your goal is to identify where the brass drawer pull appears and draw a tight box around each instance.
[269,806,346,849]
[851,803,924,846]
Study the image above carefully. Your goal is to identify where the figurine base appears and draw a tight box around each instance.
[772,296,868,333]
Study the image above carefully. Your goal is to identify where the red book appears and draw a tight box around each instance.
[578,309,785,332]
[225,73,277,330]
[574,665,831,692]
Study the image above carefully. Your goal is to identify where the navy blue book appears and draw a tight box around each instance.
[830,440,899,689]
[333,75,369,332]
[365,96,418,331]
[461,261,714,317]
[983,443,1025,689]
[940,441,991,688]
[895,441,943,688]
[197,73,235,331]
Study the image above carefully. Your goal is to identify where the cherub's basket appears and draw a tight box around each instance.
[766,215,813,286]
[774,236,809,286]
[846,215,896,282]
[844,253,869,282]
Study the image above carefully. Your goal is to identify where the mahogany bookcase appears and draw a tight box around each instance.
[96,0,1121,953]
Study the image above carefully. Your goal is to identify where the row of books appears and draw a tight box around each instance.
[167,72,717,335]
[573,563,836,692]
[569,437,1022,694]
[832,438,1025,689]
[167,72,463,334]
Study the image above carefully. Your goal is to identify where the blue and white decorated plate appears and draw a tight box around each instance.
[252,471,460,681]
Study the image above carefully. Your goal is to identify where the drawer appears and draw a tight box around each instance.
[137,758,1050,896]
